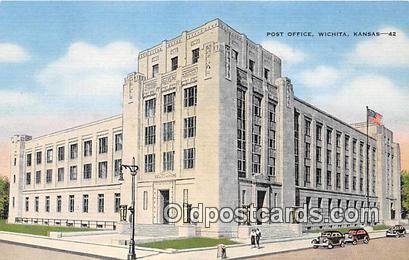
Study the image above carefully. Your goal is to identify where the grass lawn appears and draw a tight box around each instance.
[138,237,238,250]
[0,219,96,236]
[373,224,390,230]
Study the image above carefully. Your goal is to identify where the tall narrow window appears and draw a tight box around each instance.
[171,56,178,71]
[46,169,52,183]
[237,88,246,178]
[184,86,197,107]
[163,121,175,141]
[56,196,61,212]
[249,59,255,73]
[98,137,108,154]
[145,98,156,117]
[264,68,269,80]
[26,172,31,185]
[83,163,92,179]
[25,197,29,211]
[46,149,53,163]
[192,48,199,64]
[183,117,196,138]
[45,196,50,212]
[152,64,159,78]
[144,154,155,173]
[83,194,89,213]
[84,140,92,157]
[35,171,41,184]
[57,168,64,182]
[114,159,122,176]
[114,193,121,213]
[58,146,65,161]
[69,195,74,212]
[183,148,195,169]
[115,133,123,151]
[36,151,42,164]
[26,153,32,166]
[145,126,156,145]
[98,161,108,179]
[69,166,77,180]
[163,151,175,171]
[163,93,175,113]
[98,194,105,213]
[35,197,39,212]
[70,143,78,159]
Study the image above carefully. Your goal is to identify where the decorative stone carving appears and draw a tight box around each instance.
[152,56,159,62]
[170,47,178,55]
[237,69,247,87]
[252,76,263,94]
[191,39,200,46]
[204,42,212,77]
[225,45,231,80]
[182,66,198,78]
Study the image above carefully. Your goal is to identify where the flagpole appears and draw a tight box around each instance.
[366,106,370,224]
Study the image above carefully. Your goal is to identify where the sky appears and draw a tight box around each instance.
[0,1,408,177]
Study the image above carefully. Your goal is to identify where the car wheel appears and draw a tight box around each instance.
[328,243,333,249]
[352,239,357,245]
[340,241,345,248]
[363,236,369,244]
[313,245,319,249]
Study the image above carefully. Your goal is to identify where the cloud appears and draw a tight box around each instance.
[298,66,342,87]
[0,43,30,63]
[311,74,409,130]
[37,41,139,99]
[261,40,306,64]
[348,27,409,67]
[0,90,37,107]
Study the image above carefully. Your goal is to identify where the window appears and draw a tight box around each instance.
[143,191,148,210]
[327,150,332,165]
[305,143,311,159]
[264,68,269,80]
[83,164,92,179]
[45,196,50,212]
[114,193,121,213]
[69,195,74,212]
[84,140,92,157]
[56,196,61,212]
[163,93,175,113]
[345,155,349,170]
[57,168,64,182]
[13,175,15,183]
[183,148,195,169]
[98,137,108,154]
[253,96,262,117]
[115,133,123,151]
[35,197,39,212]
[327,171,332,187]
[336,152,341,167]
[83,195,89,213]
[249,59,255,73]
[46,149,53,163]
[192,48,199,64]
[353,139,357,154]
[36,151,42,164]
[58,146,65,161]
[253,154,261,174]
[268,102,276,123]
[69,166,77,180]
[163,121,175,141]
[26,172,31,185]
[316,147,322,162]
[269,130,276,150]
[316,124,322,140]
[46,169,52,183]
[171,56,178,71]
[163,151,175,171]
[336,173,341,188]
[360,177,364,192]
[98,161,108,179]
[237,88,246,178]
[145,125,156,145]
[336,132,341,147]
[268,158,276,176]
[35,171,41,184]
[114,159,122,176]
[12,197,15,208]
[353,176,357,191]
[232,49,239,61]
[25,197,29,212]
[98,194,104,213]
[144,154,155,173]
[184,117,196,138]
[304,166,310,185]
[152,64,159,78]
[345,136,350,151]
[305,120,311,136]
[345,174,349,190]
[316,168,322,186]
[145,98,156,117]
[26,154,32,166]
[184,86,197,107]
[326,129,332,145]
[70,143,78,159]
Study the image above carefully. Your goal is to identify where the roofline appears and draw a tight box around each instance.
[27,114,123,142]
[294,97,376,141]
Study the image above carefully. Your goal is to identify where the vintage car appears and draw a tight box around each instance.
[386,225,407,238]
[344,228,370,245]
[311,231,346,249]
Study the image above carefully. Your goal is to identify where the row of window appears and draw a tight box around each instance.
[145,86,197,118]
[24,193,120,214]
[144,148,195,173]
[26,134,122,166]
[151,48,199,78]
[297,195,377,212]
[145,117,196,145]
[25,159,122,185]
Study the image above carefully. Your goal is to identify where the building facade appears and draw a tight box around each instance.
[8,19,401,237]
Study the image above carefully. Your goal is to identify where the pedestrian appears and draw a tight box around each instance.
[255,228,261,249]
[250,228,256,248]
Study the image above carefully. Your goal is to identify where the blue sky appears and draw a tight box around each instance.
[0,1,409,172]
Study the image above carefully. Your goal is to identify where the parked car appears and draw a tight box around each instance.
[344,228,370,245]
[386,225,407,238]
[311,231,346,249]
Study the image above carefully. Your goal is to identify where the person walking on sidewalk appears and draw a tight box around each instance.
[250,229,256,248]
[255,228,262,249]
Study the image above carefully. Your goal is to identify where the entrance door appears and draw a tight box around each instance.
[159,190,170,224]
[256,191,266,225]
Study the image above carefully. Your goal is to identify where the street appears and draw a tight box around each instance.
[255,236,409,260]
[0,241,99,260]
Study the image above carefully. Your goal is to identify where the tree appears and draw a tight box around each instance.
[0,176,9,219]
[401,171,409,219]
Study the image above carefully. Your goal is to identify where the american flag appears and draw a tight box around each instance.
[367,108,382,125]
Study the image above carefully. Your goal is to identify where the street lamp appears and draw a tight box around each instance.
[118,157,139,260]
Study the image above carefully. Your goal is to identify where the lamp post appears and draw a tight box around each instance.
[118,157,139,260]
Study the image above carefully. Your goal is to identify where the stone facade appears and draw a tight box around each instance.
[8,19,401,237]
